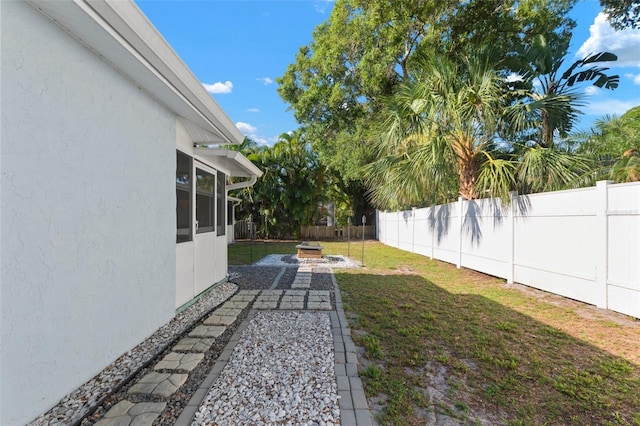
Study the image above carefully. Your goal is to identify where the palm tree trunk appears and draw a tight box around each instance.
[458,157,479,199]
[541,109,554,148]
[452,136,479,199]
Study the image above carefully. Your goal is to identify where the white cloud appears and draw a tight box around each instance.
[314,0,333,14]
[584,98,640,116]
[625,73,640,85]
[246,108,261,113]
[576,13,640,67]
[253,136,271,146]
[236,122,257,134]
[585,86,600,96]
[257,77,273,85]
[505,72,524,83]
[202,81,233,94]
[235,122,278,146]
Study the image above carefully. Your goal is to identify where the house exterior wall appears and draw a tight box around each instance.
[1,2,176,424]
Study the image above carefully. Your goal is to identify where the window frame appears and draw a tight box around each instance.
[195,166,216,234]
[216,171,226,236]
[176,150,192,243]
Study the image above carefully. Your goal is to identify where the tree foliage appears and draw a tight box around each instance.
[231,133,353,238]
[366,35,620,208]
[276,0,624,211]
[600,0,640,29]
[277,0,578,187]
[575,106,640,182]
[511,35,619,148]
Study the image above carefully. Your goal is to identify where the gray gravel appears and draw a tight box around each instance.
[30,282,237,426]
[309,268,335,291]
[228,266,284,290]
[193,310,339,426]
[254,254,359,268]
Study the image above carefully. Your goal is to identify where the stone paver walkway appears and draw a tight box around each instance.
[292,265,313,288]
[95,401,166,426]
[97,266,374,426]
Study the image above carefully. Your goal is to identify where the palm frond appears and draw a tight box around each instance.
[517,146,595,193]
[476,152,517,201]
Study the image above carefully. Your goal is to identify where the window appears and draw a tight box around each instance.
[176,151,192,243]
[196,168,215,233]
[216,172,226,235]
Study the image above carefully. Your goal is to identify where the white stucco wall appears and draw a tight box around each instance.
[1,2,176,424]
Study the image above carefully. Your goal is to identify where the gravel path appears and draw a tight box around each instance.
[193,311,340,426]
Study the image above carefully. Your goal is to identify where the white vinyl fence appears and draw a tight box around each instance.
[377,180,640,319]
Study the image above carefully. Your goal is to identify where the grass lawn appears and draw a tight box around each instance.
[229,240,640,425]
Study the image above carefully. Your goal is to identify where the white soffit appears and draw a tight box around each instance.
[194,148,264,178]
[26,0,244,145]
[178,118,225,145]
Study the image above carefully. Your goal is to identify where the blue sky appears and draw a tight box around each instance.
[136,0,640,146]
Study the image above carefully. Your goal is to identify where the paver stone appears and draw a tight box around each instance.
[104,400,135,418]
[130,412,160,426]
[128,402,167,416]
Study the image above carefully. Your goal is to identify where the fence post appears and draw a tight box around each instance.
[397,210,401,248]
[457,197,464,269]
[507,191,518,284]
[596,180,613,309]
[430,205,435,260]
[412,207,416,253]
[385,211,388,243]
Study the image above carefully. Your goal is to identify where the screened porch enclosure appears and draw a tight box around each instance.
[175,150,228,308]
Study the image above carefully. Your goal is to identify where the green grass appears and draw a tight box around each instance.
[228,240,640,425]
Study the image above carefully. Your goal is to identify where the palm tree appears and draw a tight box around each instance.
[365,46,606,209]
[516,35,619,148]
[500,34,617,194]
[365,51,517,208]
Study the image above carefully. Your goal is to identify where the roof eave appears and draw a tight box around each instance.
[194,148,264,178]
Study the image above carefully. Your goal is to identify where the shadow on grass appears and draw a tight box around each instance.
[336,272,640,426]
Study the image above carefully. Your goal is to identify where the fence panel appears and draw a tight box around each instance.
[460,198,512,279]
[606,182,640,317]
[431,201,461,266]
[513,187,600,306]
